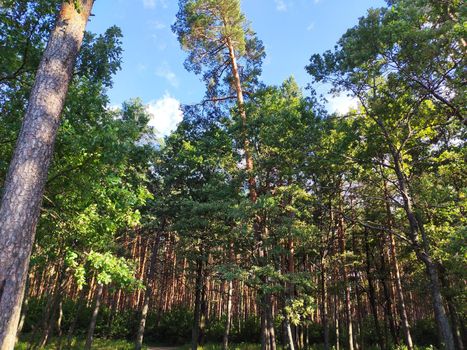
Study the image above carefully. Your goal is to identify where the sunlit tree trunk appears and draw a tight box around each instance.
[0,2,93,349]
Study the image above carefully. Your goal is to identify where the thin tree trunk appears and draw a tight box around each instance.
[15,275,30,344]
[320,262,329,350]
[392,154,455,350]
[285,318,295,350]
[192,259,204,350]
[334,293,340,350]
[364,230,384,350]
[384,180,412,349]
[337,199,354,350]
[439,271,464,350]
[222,280,233,350]
[84,283,103,350]
[55,300,63,350]
[266,297,276,350]
[135,231,163,350]
[66,286,87,348]
[0,2,93,349]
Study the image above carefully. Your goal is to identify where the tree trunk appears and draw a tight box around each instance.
[227,31,276,350]
[285,318,295,350]
[383,180,412,349]
[439,270,464,350]
[222,280,233,350]
[192,259,204,350]
[320,262,330,350]
[392,154,455,350]
[135,231,163,350]
[334,294,340,350]
[266,297,276,350]
[84,283,103,350]
[15,275,30,344]
[66,286,87,348]
[337,201,354,350]
[0,2,93,349]
[55,300,63,350]
[364,230,384,350]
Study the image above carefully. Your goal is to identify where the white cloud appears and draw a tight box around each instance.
[275,0,287,11]
[155,63,179,87]
[148,20,166,30]
[306,22,315,31]
[146,94,183,136]
[142,0,168,9]
[327,94,359,115]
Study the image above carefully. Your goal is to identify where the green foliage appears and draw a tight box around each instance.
[146,307,194,345]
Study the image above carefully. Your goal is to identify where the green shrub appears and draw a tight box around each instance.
[145,306,193,345]
[412,319,439,347]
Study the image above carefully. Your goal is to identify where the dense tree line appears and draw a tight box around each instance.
[0,0,465,350]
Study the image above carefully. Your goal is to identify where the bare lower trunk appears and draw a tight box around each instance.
[266,298,276,350]
[84,283,103,350]
[337,200,354,350]
[135,232,162,350]
[55,300,63,350]
[384,181,412,349]
[334,294,340,350]
[66,286,87,348]
[391,153,455,350]
[0,2,93,349]
[222,280,233,350]
[15,276,30,344]
[439,271,464,350]
[192,259,203,350]
[285,318,295,350]
[389,230,412,348]
[364,230,384,350]
[321,264,329,350]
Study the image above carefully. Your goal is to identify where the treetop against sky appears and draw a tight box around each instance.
[87,0,385,135]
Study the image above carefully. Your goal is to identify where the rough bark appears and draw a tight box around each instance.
[0,2,93,349]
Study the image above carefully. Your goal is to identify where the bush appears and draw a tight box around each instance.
[412,319,439,347]
[231,316,261,344]
[145,306,193,345]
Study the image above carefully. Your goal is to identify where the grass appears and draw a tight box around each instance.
[15,339,436,350]
[15,337,147,350]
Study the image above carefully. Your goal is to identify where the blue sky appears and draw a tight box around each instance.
[87,0,386,135]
